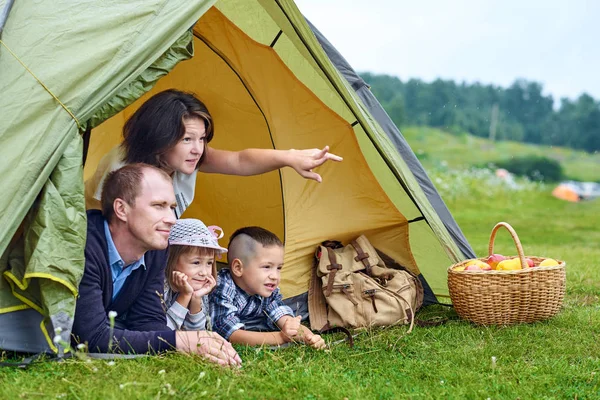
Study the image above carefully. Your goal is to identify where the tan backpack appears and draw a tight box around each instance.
[308,235,424,334]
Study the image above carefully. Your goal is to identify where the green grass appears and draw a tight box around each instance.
[2,183,598,399]
[2,134,599,399]
[403,126,600,182]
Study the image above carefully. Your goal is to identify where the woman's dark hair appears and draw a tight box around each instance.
[121,89,214,170]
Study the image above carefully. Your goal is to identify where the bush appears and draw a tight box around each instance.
[493,155,563,182]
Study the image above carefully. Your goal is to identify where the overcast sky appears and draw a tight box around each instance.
[296,0,599,104]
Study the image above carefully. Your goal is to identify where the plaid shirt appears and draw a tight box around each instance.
[210,269,293,340]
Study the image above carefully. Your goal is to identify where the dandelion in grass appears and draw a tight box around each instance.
[158,369,166,375]
[108,310,117,350]
[107,361,115,366]
[491,356,497,369]
[161,383,176,396]
[73,342,90,361]
[119,382,139,390]
[199,371,206,379]
[52,333,70,353]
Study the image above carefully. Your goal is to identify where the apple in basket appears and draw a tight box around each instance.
[525,257,535,268]
[483,254,506,269]
[463,259,492,271]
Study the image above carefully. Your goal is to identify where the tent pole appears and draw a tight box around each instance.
[0,0,15,39]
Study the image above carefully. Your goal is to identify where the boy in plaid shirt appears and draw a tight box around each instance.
[210,227,325,349]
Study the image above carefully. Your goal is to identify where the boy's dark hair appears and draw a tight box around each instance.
[228,226,283,250]
[121,89,214,170]
[101,163,171,223]
[227,227,283,267]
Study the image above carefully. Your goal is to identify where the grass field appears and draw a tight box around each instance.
[1,130,599,399]
[402,126,600,182]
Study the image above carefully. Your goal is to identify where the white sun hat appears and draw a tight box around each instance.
[168,219,228,254]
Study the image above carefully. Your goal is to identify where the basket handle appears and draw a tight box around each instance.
[488,222,528,269]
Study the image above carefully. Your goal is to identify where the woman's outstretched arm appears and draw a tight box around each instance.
[199,146,342,182]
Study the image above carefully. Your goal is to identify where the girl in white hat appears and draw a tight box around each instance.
[164,219,227,331]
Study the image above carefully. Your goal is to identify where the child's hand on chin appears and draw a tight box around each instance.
[172,271,194,295]
[192,274,216,298]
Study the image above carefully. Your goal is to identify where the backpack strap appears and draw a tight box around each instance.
[350,239,372,275]
[316,324,354,348]
[308,251,329,331]
[323,247,342,297]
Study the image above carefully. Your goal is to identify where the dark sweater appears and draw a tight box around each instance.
[71,210,176,353]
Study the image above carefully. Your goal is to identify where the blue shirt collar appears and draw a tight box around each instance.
[103,220,146,271]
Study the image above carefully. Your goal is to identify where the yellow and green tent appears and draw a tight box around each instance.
[0,0,474,353]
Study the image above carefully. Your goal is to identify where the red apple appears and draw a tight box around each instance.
[525,258,535,268]
[484,254,506,269]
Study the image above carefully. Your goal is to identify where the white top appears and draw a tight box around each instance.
[163,286,211,331]
[87,146,197,218]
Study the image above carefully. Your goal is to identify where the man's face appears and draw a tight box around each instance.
[236,244,284,298]
[126,169,177,252]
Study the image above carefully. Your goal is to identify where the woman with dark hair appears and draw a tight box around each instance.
[85,89,342,217]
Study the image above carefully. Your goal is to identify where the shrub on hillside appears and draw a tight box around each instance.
[492,156,563,182]
[430,167,544,201]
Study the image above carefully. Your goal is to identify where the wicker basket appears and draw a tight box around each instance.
[448,222,566,325]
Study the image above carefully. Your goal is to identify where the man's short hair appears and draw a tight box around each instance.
[100,163,171,222]
[227,226,283,266]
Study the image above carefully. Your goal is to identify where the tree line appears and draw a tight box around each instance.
[361,72,600,153]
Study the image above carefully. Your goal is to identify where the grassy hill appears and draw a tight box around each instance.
[401,126,600,182]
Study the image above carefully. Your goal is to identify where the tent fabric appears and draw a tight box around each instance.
[306,19,475,262]
[83,2,465,301]
[0,133,85,353]
[87,30,195,130]
[0,0,14,37]
[552,184,580,202]
[0,309,49,353]
[1,0,473,353]
[0,0,217,352]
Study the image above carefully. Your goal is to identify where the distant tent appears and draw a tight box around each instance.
[552,184,580,202]
[0,0,474,354]
[552,181,600,202]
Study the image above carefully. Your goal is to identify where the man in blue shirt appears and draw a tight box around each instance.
[105,220,145,302]
[72,163,240,366]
